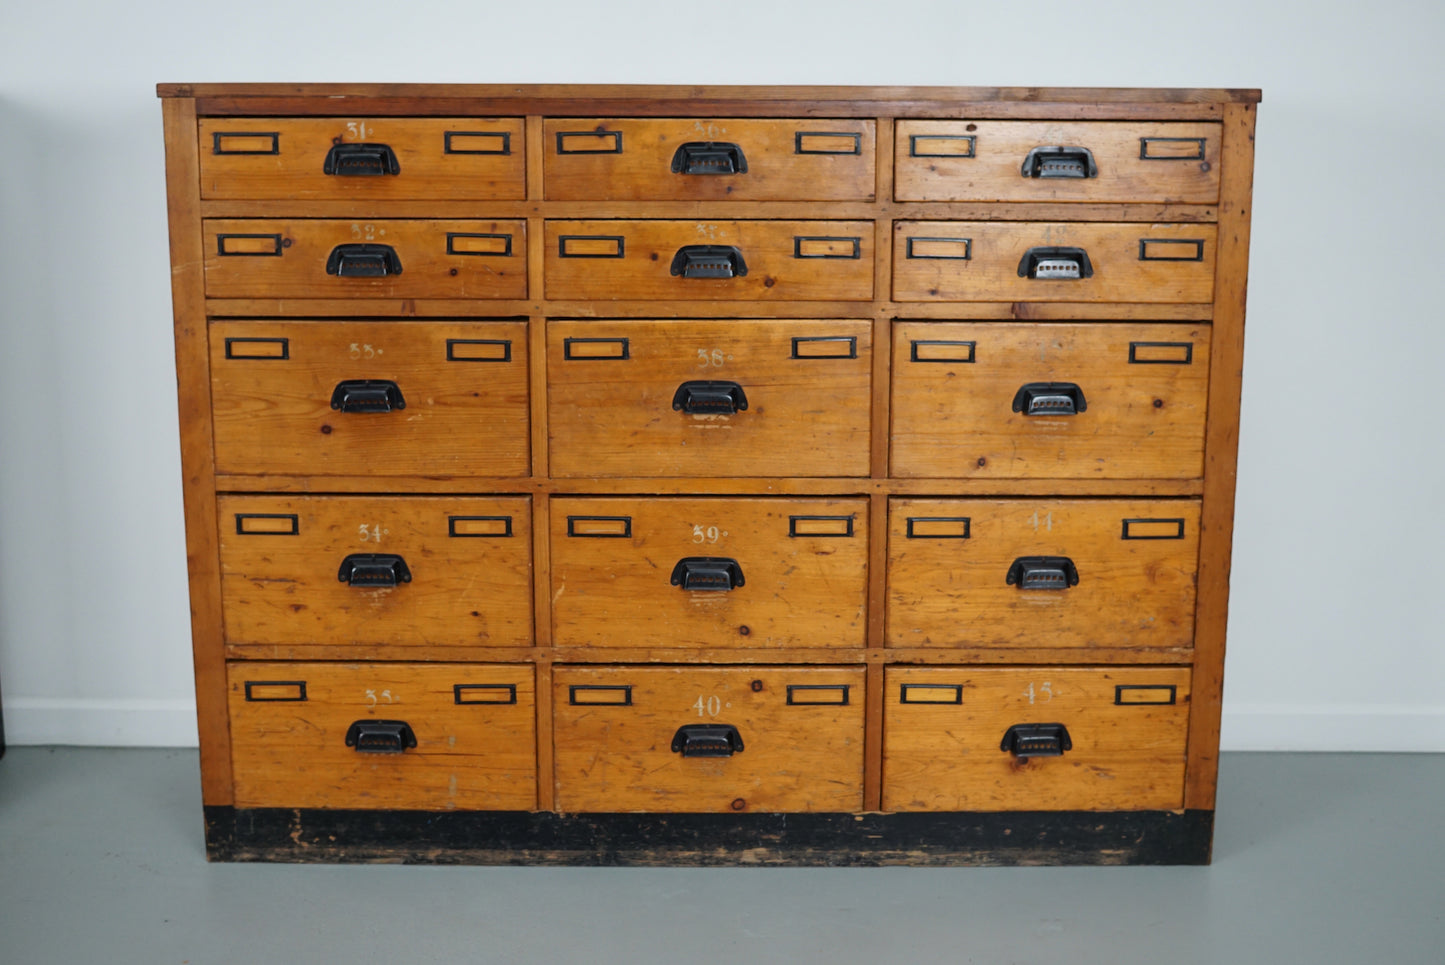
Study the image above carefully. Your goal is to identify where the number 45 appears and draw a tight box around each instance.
[1023,682,1053,704]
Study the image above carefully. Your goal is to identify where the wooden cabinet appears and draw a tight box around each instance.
[160,83,1259,866]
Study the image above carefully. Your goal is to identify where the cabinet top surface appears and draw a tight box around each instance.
[156,82,1261,104]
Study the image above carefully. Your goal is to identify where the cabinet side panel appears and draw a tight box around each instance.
[163,97,232,805]
[1185,102,1257,812]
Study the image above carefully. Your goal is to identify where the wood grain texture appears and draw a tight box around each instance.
[217,495,533,647]
[203,219,527,299]
[210,319,529,477]
[883,666,1191,811]
[199,117,525,200]
[228,662,536,809]
[197,198,1220,223]
[553,665,865,812]
[543,118,874,201]
[890,321,1210,479]
[1185,103,1257,812]
[543,220,874,301]
[886,498,1201,649]
[550,496,869,649]
[894,221,1217,303]
[163,96,233,806]
[546,318,872,477]
[159,82,1261,104]
[895,121,1221,203]
[210,475,1205,497]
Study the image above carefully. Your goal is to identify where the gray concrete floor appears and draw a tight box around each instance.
[0,749,1441,964]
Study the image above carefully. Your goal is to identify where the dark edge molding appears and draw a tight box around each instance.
[204,807,1213,866]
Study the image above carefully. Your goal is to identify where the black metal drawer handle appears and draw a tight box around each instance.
[338,553,412,587]
[1017,246,1093,280]
[330,380,406,414]
[1021,146,1097,179]
[671,141,748,175]
[1000,723,1072,758]
[670,245,748,279]
[345,720,416,753]
[1006,556,1079,590]
[670,557,745,592]
[326,244,403,277]
[672,380,748,415]
[323,143,401,177]
[1012,382,1086,416]
[671,724,745,758]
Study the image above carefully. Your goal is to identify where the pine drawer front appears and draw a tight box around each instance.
[890,322,1210,480]
[543,220,874,301]
[887,498,1200,649]
[547,318,872,477]
[554,666,865,812]
[883,667,1191,811]
[203,219,527,299]
[895,121,1221,203]
[892,222,1216,303]
[211,320,529,478]
[218,496,532,648]
[228,662,536,809]
[551,497,869,649]
[543,118,875,201]
[199,118,526,200]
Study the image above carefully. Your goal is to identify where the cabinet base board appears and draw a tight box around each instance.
[203,806,1213,866]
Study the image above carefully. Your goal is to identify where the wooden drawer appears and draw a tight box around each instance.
[211,320,529,478]
[883,666,1190,811]
[217,495,532,648]
[892,222,1215,303]
[550,497,869,649]
[199,118,526,200]
[543,118,875,200]
[890,322,1209,479]
[228,662,536,809]
[546,318,872,477]
[203,219,527,299]
[554,665,864,812]
[543,220,874,301]
[887,498,1200,649]
[895,121,1220,203]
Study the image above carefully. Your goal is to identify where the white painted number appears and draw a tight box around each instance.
[692,120,727,139]
[696,348,732,369]
[1023,681,1054,705]
[349,343,380,360]
[350,222,384,241]
[358,523,389,543]
[691,525,726,544]
[346,121,373,140]
[364,688,397,707]
[693,695,726,717]
[1030,511,1053,532]
[695,223,719,240]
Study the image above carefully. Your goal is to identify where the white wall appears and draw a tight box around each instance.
[1,0,1441,751]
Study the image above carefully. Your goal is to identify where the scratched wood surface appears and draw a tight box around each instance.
[886,498,1202,649]
[890,321,1210,480]
[542,118,875,201]
[892,221,1217,303]
[550,496,869,649]
[553,665,865,812]
[882,666,1191,811]
[547,318,872,478]
[159,86,1256,856]
[203,218,528,299]
[543,220,875,301]
[211,319,530,477]
[228,661,536,809]
[199,117,526,200]
[894,121,1221,203]
[217,495,533,648]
